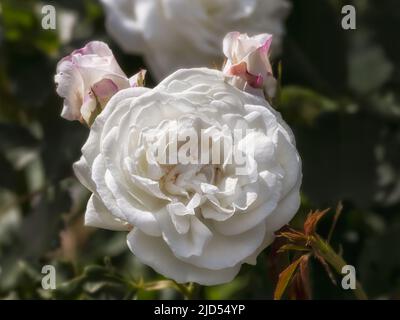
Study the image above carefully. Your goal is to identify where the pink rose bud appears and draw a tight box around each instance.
[222,32,277,99]
[55,41,146,125]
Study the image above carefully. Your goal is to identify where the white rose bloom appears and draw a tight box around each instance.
[73,68,301,285]
[100,0,291,81]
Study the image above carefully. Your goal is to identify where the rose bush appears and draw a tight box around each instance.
[73,68,302,285]
[100,0,291,81]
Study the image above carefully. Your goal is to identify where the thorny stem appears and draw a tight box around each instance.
[311,235,368,300]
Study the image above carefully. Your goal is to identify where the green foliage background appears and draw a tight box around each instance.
[0,0,399,299]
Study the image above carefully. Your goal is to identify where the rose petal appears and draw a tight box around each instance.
[85,194,131,231]
[127,228,241,285]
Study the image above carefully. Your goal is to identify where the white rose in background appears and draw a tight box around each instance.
[73,68,302,285]
[223,32,277,99]
[100,0,291,81]
[55,41,146,125]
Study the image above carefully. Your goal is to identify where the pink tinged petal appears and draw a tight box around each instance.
[228,61,264,89]
[259,34,273,54]
[57,41,113,66]
[247,72,264,89]
[91,78,119,107]
[239,33,273,55]
[246,47,273,79]
[72,41,113,58]
[227,61,247,77]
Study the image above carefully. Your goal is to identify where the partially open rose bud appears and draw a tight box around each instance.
[55,41,146,125]
[223,32,277,99]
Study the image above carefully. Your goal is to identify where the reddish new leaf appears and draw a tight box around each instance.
[298,254,312,299]
[278,230,307,243]
[274,256,303,300]
[288,254,312,300]
[304,208,330,236]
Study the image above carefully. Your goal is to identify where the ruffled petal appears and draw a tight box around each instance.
[85,194,131,231]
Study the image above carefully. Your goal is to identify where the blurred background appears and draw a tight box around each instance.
[0,0,399,299]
